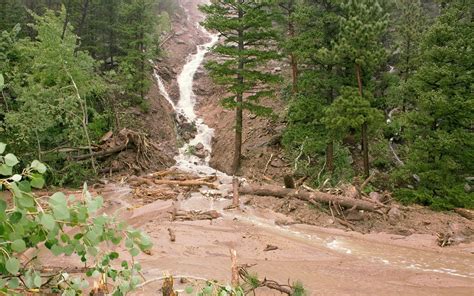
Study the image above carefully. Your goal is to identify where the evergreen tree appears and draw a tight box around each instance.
[332,0,388,177]
[398,0,474,209]
[386,0,426,112]
[283,0,344,179]
[119,0,158,101]
[200,0,280,174]
[274,0,299,93]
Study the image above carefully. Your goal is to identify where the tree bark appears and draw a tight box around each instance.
[326,141,334,174]
[361,121,369,178]
[232,2,245,174]
[290,52,298,94]
[239,184,381,212]
[72,144,128,161]
[75,0,90,51]
[355,63,370,178]
[61,0,71,40]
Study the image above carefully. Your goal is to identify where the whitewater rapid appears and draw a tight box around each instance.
[155,26,223,176]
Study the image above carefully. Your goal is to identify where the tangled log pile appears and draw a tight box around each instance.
[128,169,218,202]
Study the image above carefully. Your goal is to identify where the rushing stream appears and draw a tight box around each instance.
[152,16,474,281]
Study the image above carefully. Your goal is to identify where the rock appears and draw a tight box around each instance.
[272,67,281,73]
[346,210,365,221]
[176,39,186,45]
[194,85,209,96]
[194,68,205,79]
[388,206,402,225]
[193,143,207,159]
[195,143,204,150]
[464,183,472,193]
[369,192,384,203]
[343,185,359,199]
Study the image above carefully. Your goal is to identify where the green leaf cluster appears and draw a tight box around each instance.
[0,143,152,294]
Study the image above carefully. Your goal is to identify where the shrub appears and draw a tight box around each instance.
[0,143,151,295]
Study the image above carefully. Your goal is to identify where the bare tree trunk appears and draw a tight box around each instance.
[326,141,334,173]
[75,0,90,49]
[355,64,369,178]
[61,0,71,40]
[232,3,245,174]
[288,21,298,94]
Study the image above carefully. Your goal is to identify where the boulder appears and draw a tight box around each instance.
[388,205,402,225]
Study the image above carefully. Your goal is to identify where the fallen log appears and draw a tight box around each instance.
[73,144,128,161]
[172,210,221,221]
[239,184,382,212]
[454,208,474,221]
[154,179,217,189]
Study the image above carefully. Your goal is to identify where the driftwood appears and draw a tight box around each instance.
[263,244,278,252]
[239,184,382,212]
[230,249,239,287]
[168,228,176,242]
[172,210,221,221]
[454,208,474,221]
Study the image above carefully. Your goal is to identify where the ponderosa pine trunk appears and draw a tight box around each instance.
[326,141,334,173]
[232,3,245,174]
[356,63,369,178]
[288,21,298,94]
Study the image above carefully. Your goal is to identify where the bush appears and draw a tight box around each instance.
[0,143,151,295]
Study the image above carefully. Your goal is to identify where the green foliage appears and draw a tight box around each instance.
[190,282,245,296]
[118,0,157,101]
[292,281,307,296]
[334,0,388,71]
[0,143,151,294]
[0,1,170,185]
[4,9,102,148]
[324,88,384,140]
[395,0,474,209]
[201,0,281,115]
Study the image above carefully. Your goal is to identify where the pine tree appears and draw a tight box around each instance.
[274,0,299,93]
[387,0,426,112]
[333,0,388,177]
[283,0,344,178]
[119,0,157,101]
[200,0,280,174]
[399,0,474,209]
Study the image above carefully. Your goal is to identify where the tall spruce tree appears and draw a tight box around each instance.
[283,0,344,180]
[387,0,426,112]
[332,0,388,177]
[200,0,280,174]
[119,0,157,101]
[274,0,299,94]
[399,0,474,209]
